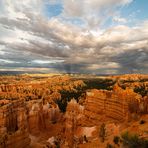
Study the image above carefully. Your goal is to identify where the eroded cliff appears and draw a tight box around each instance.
[0,74,147,148]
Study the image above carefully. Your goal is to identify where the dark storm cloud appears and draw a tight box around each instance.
[113,49,148,74]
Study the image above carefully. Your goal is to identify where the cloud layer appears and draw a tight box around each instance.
[0,0,147,74]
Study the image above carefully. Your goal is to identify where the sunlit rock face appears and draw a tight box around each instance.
[0,98,62,148]
[64,99,84,147]
[27,100,62,134]
[82,84,142,126]
[0,100,30,148]
[0,75,147,148]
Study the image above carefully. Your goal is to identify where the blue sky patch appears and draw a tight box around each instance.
[45,3,63,18]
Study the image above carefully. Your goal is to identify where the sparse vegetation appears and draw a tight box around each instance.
[106,143,114,148]
[121,131,148,148]
[84,78,116,90]
[139,120,146,124]
[99,123,106,142]
[55,98,68,113]
[134,84,147,97]
[55,81,86,112]
[54,140,60,148]
[113,136,120,145]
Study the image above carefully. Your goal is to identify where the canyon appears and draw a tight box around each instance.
[0,74,147,148]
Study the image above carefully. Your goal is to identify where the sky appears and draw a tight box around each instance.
[0,0,148,74]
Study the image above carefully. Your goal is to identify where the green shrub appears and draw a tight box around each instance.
[54,140,60,148]
[121,131,129,145]
[121,131,148,148]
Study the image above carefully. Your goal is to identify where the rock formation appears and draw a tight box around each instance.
[27,100,62,133]
[0,74,147,148]
[64,99,84,147]
[82,84,142,126]
[0,99,30,148]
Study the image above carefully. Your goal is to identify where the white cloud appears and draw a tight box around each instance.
[113,16,127,23]
[62,0,133,27]
[0,59,20,64]
[87,62,120,70]
[32,59,65,64]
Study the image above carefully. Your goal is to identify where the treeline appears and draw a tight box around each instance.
[54,78,117,112]
[134,84,148,97]
[55,86,86,112]
[83,78,116,90]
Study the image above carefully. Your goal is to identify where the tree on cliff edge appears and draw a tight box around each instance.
[99,123,106,142]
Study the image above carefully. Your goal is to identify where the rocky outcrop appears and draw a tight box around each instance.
[27,100,62,133]
[0,75,86,148]
[0,74,147,148]
[82,84,142,126]
[64,99,84,147]
[0,99,30,148]
[0,99,63,148]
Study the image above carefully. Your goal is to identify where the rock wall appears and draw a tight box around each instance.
[27,100,62,134]
[83,84,142,125]
[64,99,84,147]
[0,99,30,148]
[0,98,62,148]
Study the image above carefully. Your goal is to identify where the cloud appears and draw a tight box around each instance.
[0,0,147,74]
[32,59,65,64]
[62,0,133,27]
[113,16,127,23]
[63,0,132,17]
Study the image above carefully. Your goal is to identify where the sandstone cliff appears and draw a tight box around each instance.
[82,84,142,126]
[0,100,30,148]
